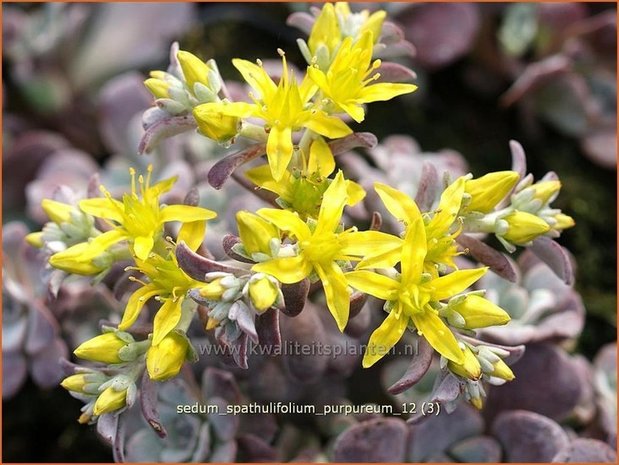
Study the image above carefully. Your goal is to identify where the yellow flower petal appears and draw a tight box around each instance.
[236,211,279,256]
[345,180,366,206]
[362,305,409,368]
[266,125,294,181]
[308,2,340,56]
[308,138,335,178]
[74,333,126,364]
[400,217,427,284]
[152,298,183,346]
[410,309,464,364]
[160,205,217,223]
[178,220,206,251]
[303,111,352,139]
[248,276,279,312]
[345,270,399,301]
[374,182,422,224]
[360,82,418,103]
[252,254,312,284]
[119,284,159,330]
[503,211,551,244]
[427,176,466,236]
[133,235,154,261]
[232,58,277,99]
[315,171,347,236]
[257,208,311,241]
[315,262,350,331]
[80,198,124,223]
[339,230,403,259]
[430,267,488,301]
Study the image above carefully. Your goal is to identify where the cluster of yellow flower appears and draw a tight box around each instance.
[29,2,575,418]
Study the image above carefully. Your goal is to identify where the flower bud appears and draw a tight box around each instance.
[146,332,189,381]
[93,387,127,416]
[42,199,74,224]
[448,347,482,380]
[236,211,279,256]
[177,50,211,92]
[199,278,226,300]
[529,180,561,205]
[61,374,90,393]
[25,232,44,248]
[193,104,239,143]
[74,333,128,364]
[248,275,279,312]
[49,243,107,275]
[451,295,510,329]
[553,213,575,231]
[464,171,519,213]
[144,77,170,99]
[502,211,550,245]
[489,359,515,381]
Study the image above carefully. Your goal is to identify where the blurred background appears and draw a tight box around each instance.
[2,2,616,462]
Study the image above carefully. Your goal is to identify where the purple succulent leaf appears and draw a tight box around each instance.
[333,418,409,462]
[190,423,212,462]
[210,440,238,462]
[208,397,239,441]
[533,293,585,342]
[279,303,329,383]
[255,308,281,349]
[348,291,367,319]
[457,234,518,282]
[581,127,617,169]
[329,132,377,155]
[343,302,370,338]
[375,39,417,59]
[414,161,440,212]
[407,404,484,461]
[206,143,266,190]
[2,351,27,399]
[484,343,583,423]
[285,11,315,35]
[24,301,59,355]
[98,72,152,155]
[492,410,569,462]
[222,234,253,263]
[176,241,247,279]
[3,131,70,209]
[530,236,575,285]
[552,438,617,463]
[202,367,242,405]
[430,372,462,404]
[237,434,278,462]
[376,62,417,83]
[396,3,480,70]
[112,414,127,463]
[47,269,66,300]
[509,140,528,179]
[29,338,68,388]
[380,21,405,45]
[449,435,502,463]
[369,211,383,231]
[238,413,278,444]
[500,55,572,107]
[140,371,167,438]
[388,338,433,395]
[97,413,119,446]
[138,114,196,154]
[233,303,259,344]
[3,313,28,353]
[280,279,310,317]
[231,332,249,369]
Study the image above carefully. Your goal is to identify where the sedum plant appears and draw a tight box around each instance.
[13,3,594,462]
